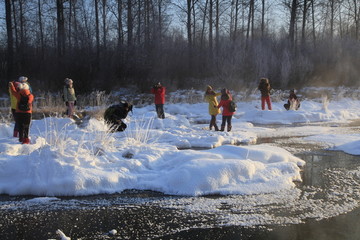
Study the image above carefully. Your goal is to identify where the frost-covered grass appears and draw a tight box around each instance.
[2,87,360,121]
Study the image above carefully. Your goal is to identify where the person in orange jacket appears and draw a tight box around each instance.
[8,81,34,144]
[217,88,235,132]
[151,82,166,119]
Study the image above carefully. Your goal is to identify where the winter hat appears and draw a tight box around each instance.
[18,83,30,90]
[64,78,73,84]
[18,76,28,83]
[221,88,228,95]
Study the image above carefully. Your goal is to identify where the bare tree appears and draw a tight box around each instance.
[301,0,310,45]
[289,0,298,47]
[117,0,124,49]
[261,0,266,37]
[56,0,65,57]
[5,0,14,78]
[102,0,107,50]
[127,0,133,48]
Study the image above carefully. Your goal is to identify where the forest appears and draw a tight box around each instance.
[0,0,359,94]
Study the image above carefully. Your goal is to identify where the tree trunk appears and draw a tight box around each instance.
[38,0,44,60]
[215,0,219,57]
[261,0,265,38]
[301,0,308,45]
[246,0,254,41]
[187,0,192,48]
[95,0,100,65]
[5,0,14,78]
[329,0,335,40]
[56,0,65,57]
[200,0,208,48]
[289,0,297,47]
[311,0,316,46]
[102,0,107,50]
[117,0,123,49]
[209,0,213,57]
[127,0,133,47]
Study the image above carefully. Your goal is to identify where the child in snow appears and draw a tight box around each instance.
[284,89,300,110]
[151,82,166,119]
[104,101,133,132]
[63,78,77,118]
[204,85,221,131]
[8,81,34,144]
[217,88,235,132]
[258,78,272,110]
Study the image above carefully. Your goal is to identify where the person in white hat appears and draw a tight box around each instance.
[63,78,77,118]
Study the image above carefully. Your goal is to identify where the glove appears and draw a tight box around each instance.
[65,101,69,106]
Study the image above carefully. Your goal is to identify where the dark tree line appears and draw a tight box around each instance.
[1,0,360,94]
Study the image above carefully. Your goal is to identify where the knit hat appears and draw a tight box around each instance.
[18,83,30,90]
[18,76,28,83]
[64,78,73,84]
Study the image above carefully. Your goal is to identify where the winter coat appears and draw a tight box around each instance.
[288,92,298,101]
[151,86,166,104]
[258,80,272,97]
[104,102,132,124]
[9,83,34,114]
[63,85,77,102]
[9,81,19,110]
[205,92,221,115]
[218,98,235,116]
[287,93,300,108]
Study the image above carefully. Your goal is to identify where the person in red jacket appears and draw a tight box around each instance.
[258,77,272,110]
[9,82,34,144]
[217,88,235,132]
[151,82,165,119]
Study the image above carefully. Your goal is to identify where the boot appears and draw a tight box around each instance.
[227,125,232,132]
[13,130,18,137]
[214,125,219,131]
[220,126,225,132]
[209,124,213,131]
[22,138,30,144]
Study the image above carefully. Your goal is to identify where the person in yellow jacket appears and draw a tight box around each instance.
[204,85,221,131]
[9,79,21,137]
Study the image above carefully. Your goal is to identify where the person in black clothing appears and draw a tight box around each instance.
[284,89,300,110]
[104,101,133,132]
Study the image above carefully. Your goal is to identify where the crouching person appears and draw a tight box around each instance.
[284,89,300,110]
[104,101,133,132]
[9,82,34,144]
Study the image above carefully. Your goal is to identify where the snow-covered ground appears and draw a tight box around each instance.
[0,89,360,197]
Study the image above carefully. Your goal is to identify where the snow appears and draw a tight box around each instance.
[0,90,360,197]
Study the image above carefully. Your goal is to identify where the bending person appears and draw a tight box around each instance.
[104,101,133,132]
